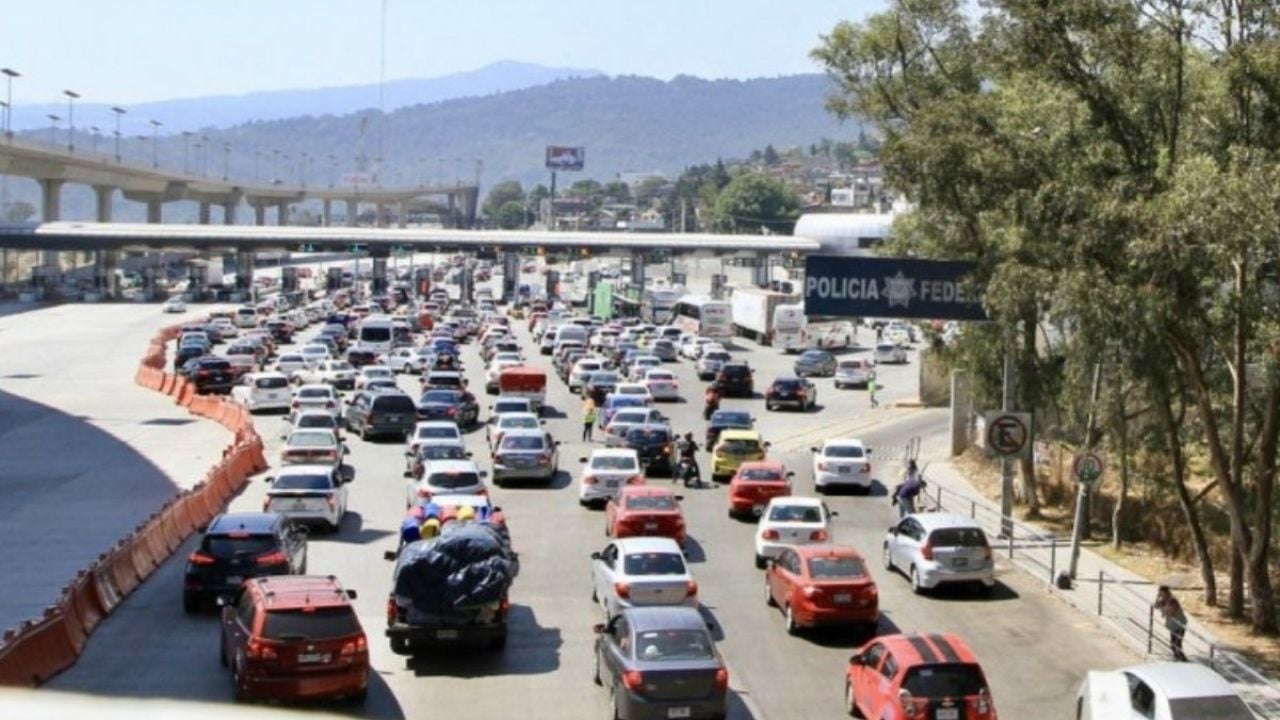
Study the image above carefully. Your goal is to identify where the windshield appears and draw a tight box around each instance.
[901,664,988,698]
[287,432,335,448]
[500,435,546,451]
[623,552,686,576]
[739,467,783,482]
[420,391,460,404]
[255,377,289,389]
[625,495,677,511]
[427,471,481,488]
[592,456,638,472]
[824,445,864,459]
[632,630,713,662]
[419,445,467,461]
[768,505,822,523]
[262,607,361,640]
[273,474,333,490]
[416,426,459,439]
[203,535,276,558]
[808,556,866,579]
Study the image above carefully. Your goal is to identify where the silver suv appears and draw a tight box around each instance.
[883,513,995,595]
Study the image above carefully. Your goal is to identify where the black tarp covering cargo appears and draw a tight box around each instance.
[392,522,518,618]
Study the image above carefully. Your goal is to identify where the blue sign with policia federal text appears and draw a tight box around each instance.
[803,255,988,321]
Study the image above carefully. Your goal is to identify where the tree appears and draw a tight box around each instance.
[762,144,781,166]
[495,200,527,229]
[482,181,525,221]
[710,173,799,234]
[634,177,668,207]
[602,180,632,204]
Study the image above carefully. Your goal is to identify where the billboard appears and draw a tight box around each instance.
[546,145,585,171]
[803,255,988,321]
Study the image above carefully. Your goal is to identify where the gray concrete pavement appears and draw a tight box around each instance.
[0,302,232,633]
[48,266,1137,719]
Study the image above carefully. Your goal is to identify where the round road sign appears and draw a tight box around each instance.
[1073,451,1104,485]
[986,414,1029,456]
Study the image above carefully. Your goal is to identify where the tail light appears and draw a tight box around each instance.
[627,475,644,484]
[714,667,729,692]
[803,586,821,598]
[810,530,828,541]
[817,462,830,472]
[796,390,807,398]
[861,464,872,474]
[614,582,631,599]
[187,551,216,566]
[685,580,698,598]
[326,496,337,510]
[899,689,918,717]
[339,635,368,657]
[983,542,993,561]
[622,669,644,692]
[446,407,458,416]
[386,597,398,625]
[257,550,288,566]
[325,401,335,409]
[292,400,301,409]
[198,370,211,378]
[977,688,992,715]
[538,452,552,463]
[921,542,934,561]
[583,475,598,485]
[364,413,373,423]
[762,529,779,540]
[417,488,433,498]
[246,638,278,660]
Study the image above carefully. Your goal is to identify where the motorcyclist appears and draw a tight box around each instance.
[703,380,722,420]
[675,432,701,487]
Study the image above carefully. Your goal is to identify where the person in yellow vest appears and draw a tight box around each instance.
[582,397,598,441]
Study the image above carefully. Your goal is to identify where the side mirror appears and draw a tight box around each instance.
[579,457,589,463]
[888,526,898,534]
[383,550,398,561]
[346,589,358,599]
[763,442,772,448]
[264,476,275,484]
[829,510,839,518]
[403,470,413,478]
[591,551,602,560]
[674,495,685,501]
[849,654,864,666]
[785,471,796,478]
[478,470,489,478]
[809,447,818,453]
[866,448,874,455]
[593,623,606,635]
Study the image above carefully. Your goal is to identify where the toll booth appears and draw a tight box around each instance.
[281,266,299,293]
[327,267,345,292]
[545,270,560,300]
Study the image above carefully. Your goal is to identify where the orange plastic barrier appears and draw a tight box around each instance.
[177,380,195,406]
[91,559,122,614]
[63,569,106,643]
[0,608,79,687]
[106,540,141,599]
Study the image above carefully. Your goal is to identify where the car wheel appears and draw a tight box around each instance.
[360,425,369,441]
[846,681,864,717]
[754,554,766,570]
[765,579,776,607]
[784,604,799,635]
[348,687,368,705]
[910,566,925,595]
[882,544,893,572]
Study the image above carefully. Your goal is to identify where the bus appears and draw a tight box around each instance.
[612,291,642,320]
[773,304,856,352]
[641,288,682,325]
[672,295,733,339]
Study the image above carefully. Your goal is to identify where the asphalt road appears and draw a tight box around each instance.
[48,263,1135,719]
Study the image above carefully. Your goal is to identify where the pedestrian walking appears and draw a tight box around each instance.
[875,324,884,343]
[1155,586,1188,661]
[582,398,598,442]
[868,376,880,408]
[892,460,925,518]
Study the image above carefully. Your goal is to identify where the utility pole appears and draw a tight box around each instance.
[1068,361,1104,580]
[999,330,1016,538]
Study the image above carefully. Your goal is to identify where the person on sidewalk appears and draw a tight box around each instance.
[892,460,925,518]
[582,397,598,442]
[868,376,880,408]
[1155,585,1188,661]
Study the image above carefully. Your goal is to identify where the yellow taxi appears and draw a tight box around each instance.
[711,428,770,482]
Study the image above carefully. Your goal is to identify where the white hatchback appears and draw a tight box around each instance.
[231,372,292,413]
[264,464,349,532]
[578,449,643,507]
[591,537,697,619]
[810,439,874,492]
[642,369,681,402]
[753,497,837,568]
[883,513,995,594]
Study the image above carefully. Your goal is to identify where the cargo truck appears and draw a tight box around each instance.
[729,286,799,344]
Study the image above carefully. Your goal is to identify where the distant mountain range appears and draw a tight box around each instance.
[10,60,603,132]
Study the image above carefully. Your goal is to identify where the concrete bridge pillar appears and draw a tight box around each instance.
[397,200,408,228]
[447,194,457,228]
[253,203,267,226]
[235,249,255,296]
[375,203,388,228]
[92,185,115,222]
[276,202,289,226]
[94,250,120,298]
[345,199,358,227]
[38,179,65,273]
[370,251,389,295]
[223,202,238,225]
[146,198,163,224]
[198,201,212,225]
[750,252,771,287]
[322,199,332,227]
[630,251,646,292]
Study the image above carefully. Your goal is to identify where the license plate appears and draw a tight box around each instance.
[838,466,850,474]
[225,576,243,586]
[668,708,691,719]
[953,557,969,568]
[290,500,309,510]
[936,709,959,720]
[606,480,619,488]
[644,522,659,530]
[298,652,329,664]
[387,415,401,422]
[834,592,853,604]
[436,629,459,640]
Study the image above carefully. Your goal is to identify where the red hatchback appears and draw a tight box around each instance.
[727,461,793,519]
[765,545,878,635]
[605,485,687,545]
[845,633,997,720]
[220,575,369,704]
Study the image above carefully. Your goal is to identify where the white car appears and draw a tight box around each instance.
[356,365,396,389]
[884,321,914,345]
[604,407,668,447]
[163,297,186,313]
[627,355,663,382]
[591,537,698,619]
[292,359,356,390]
[487,411,543,448]
[381,347,429,374]
[642,369,681,402]
[696,350,732,380]
[578,449,643,507]
[264,464,349,532]
[569,358,605,392]
[872,342,908,364]
[612,382,654,405]
[292,383,341,419]
[298,343,331,367]
[810,439,874,492]
[406,459,488,505]
[485,359,523,394]
[753,497,836,568]
[230,372,292,413]
[274,353,310,376]
[407,420,464,455]
[280,428,344,469]
[210,317,238,338]
[883,513,995,594]
[1075,662,1253,720]
[278,409,344,441]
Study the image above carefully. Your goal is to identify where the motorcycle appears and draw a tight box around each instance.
[674,456,701,488]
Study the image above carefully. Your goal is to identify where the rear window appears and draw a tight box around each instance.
[494,401,529,414]
[262,607,361,640]
[720,438,762,454]
[739,467,783,482]
[633,630,713,662]
[420,390,460,404]
[592,456,638,471]
[500,435,545,451]
[590,373,619,384]
[429,375,463,387]
[427,471,481,488]
[416,426,459,439]
[901,664,988,698]
[298,388,331,399]
[929,528,988,548]
[773,380,803,390]
[372,396,416,413]
[1166,696,1255,719]
[721,365,750,377]
[712,411,752,427]
[203,535,277,558]
[623,552,686,576]
[808,556,866,579]
[825,445,865,459]
[625,495,677,511]
[200,360,231,371]
[705,352,731,362]
[256,377,289,389]
[768,505,822,523]
[419,445,467,461]
[627,428,670,444]
[360,327,392,342]
[274,474,334,490]
[296,415,336,430]
[288,432,335,448]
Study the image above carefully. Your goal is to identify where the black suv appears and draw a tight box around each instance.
[180,356,236,394]
[625,424,676,476]
[585,371,621,405]
[183,512,307,613]
[765,376,817,411]
[345,390,418,440]
[346,348,378,368]
[716,362,755,398]
[416,389,481,427]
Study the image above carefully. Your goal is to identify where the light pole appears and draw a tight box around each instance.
[46,114,60,146]
[89,126,100,154]
[301,151,309,187]
[271,149,279,183]
[199,135,209,176]
[222,142,231,181]
[136,134,148,164]
[182,131,194,173]
[328,153,337,188]
[254,149,262,182]
[1,68,19,140]
[281,153,290,184]
[110,106,126,162]
[149,119,162,168]
[62,89,79,152]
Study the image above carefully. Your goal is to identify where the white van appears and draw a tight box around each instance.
[234,306,259,329]
[552,324,589,354]
[356,316,395,354]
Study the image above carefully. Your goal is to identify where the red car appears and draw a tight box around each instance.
[844,633,996,719]
[605,485,687,545]
[220,575,369,704]
[765,544,878,635]
[727,461,793,519]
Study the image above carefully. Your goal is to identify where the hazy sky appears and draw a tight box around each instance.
[2,0,884,105]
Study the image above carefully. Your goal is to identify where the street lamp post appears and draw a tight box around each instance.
[254,149,262,182]
[62,89,79,152]
[222,142,231,181]
[89,126,100,154]
[136,134,148,164]
[149,120,162,168]
[199,135,209,176]
[301,151,309,187]
[1,68,19,141]
[182,131,194,173]
[271,149,279,183]
[328,153,337,188]
[110,106,126,162]
[46,114,60,146]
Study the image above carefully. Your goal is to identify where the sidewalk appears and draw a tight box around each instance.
[916,455,1280,717]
